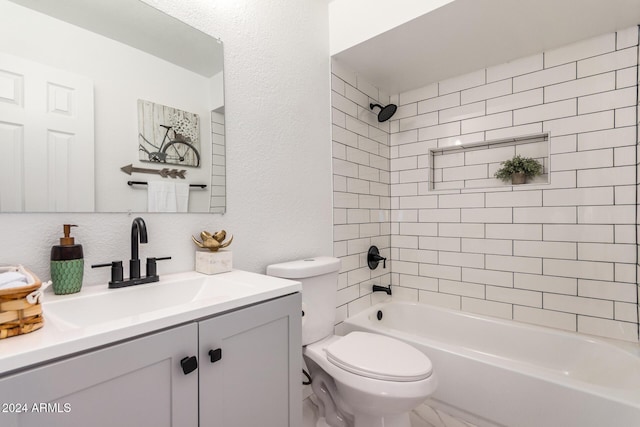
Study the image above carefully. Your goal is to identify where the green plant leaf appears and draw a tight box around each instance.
[494,154,543,182]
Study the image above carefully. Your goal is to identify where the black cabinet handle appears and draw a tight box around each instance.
[180,356,198,375]
[208,348,222,363]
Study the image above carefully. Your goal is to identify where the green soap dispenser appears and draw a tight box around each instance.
[50,224,84,295]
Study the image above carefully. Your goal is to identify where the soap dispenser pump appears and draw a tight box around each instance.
[50,224,84,295]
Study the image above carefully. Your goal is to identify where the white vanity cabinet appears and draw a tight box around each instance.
[199,292,302,427]
[0,322,199,427]
[0,292,301,427]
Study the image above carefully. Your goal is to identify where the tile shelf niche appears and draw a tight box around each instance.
[428,133,549,191]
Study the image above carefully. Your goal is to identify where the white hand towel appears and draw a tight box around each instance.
[175,183,189,213]
[148,181,177,212]
[0,271,29,290]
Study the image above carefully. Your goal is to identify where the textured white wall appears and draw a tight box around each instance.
[0,0,333,284]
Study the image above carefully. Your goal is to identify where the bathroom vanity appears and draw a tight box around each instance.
[0,270,302,427]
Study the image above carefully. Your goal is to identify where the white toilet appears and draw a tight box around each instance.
[267,257,437,427]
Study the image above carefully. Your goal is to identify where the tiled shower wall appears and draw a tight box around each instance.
[210,111,226,213]
[332,26,640,342]
[331,61,392,324]
[636,32,640,342]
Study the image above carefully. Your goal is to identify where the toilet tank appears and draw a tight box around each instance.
[266,257,341,346]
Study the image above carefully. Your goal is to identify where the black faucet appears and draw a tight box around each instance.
[92,217,171,288]
[130,217,148,280]
[372,284,392,295]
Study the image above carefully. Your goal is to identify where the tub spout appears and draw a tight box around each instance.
[372,284,392,295]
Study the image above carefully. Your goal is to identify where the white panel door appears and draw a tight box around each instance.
[0,52,94,212]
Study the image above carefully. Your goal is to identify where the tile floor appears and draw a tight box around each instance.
[303,397,478,427]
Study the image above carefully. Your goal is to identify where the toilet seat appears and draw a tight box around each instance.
[304,333,438,423]
[325,332,432,382]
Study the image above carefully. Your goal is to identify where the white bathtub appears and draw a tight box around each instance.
[341,301,640,427]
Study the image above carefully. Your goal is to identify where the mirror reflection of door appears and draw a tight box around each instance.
[1,0,225,214]
[0,52,94,212]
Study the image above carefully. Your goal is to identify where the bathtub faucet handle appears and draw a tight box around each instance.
[367,246,387,270]
[372,284,392,295]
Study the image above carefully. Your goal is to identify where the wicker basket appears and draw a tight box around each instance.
[0,266,44,339]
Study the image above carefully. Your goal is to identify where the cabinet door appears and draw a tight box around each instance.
[0,323,198,427]
[199,293,302,427]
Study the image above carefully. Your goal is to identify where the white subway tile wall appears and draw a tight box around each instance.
[332,59,392,317]
[430,134,549,190]
[210,111,226,213]
[636,26,640,343]
[331,26,639,342]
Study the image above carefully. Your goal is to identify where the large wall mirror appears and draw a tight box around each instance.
[0,0,225,213]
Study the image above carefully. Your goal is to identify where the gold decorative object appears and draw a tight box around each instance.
[192,230,233,252]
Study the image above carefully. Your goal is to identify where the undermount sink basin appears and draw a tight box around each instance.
[44,272,257,329]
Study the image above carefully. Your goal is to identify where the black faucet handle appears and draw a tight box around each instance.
[92,261,124,283]
[367,246,387,270]
[146,256,171,278]
[374,254,387,269]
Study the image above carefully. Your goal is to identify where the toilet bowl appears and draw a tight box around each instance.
[266,257,436,427]
[305,333,437,427]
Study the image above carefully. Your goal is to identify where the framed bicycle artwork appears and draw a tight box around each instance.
[137,100,201,167]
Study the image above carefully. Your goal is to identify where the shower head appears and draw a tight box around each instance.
[370,103,397,122]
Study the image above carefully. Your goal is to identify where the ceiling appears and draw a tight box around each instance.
[332,0,640,95]
[7,0,223,77]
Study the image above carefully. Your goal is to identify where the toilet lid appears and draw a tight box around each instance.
[325,332,432,382]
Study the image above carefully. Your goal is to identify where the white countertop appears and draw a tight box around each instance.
[0,270,301,375]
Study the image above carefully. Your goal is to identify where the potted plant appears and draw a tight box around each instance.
[494,155,543,185]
